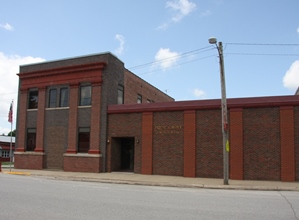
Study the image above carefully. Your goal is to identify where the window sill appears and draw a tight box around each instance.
[64,153,102,158]
[46,107,70,110]
[14,151,45,156]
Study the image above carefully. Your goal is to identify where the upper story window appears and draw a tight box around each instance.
[137,94,142,104]
[118,85,124,104]
[80,85,92,106]
[48,89,57,108]
[59,87,69,107]
[47,87,69,108]
[28,90,38,109]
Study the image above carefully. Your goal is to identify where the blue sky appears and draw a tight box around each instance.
[0,0,299,134]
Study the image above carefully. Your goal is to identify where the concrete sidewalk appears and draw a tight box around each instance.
[1,167,299,191]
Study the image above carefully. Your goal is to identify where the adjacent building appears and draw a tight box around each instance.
[0,136,15,163]
[14,53,173,172]
[15,52,299,182]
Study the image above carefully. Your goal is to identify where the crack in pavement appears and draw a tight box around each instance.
[278,191,299,220]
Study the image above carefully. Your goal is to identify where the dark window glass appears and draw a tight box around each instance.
[78,128,90,153]
[28,90,38,109]
[137,94,142,104]
[48,89,57,108]
[80,86,91,106]
[26,128,36,151]
[118,85,124,104]
[60,88,69,107]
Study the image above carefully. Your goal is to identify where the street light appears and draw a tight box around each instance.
[209,37,229,185]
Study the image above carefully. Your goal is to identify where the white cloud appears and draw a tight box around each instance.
[297,27,299,34]
[0,23,14,31]
[193,88,206,98]
[114,34,125,55]
[0,52,45,134]
[283,60,299,91]
[166,0,196,22]
[154,48,180,71]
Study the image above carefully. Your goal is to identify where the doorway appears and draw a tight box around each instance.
[111,137,134,172]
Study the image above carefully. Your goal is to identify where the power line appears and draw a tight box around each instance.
[128,46,214,70]
[227,52,299,57]
[226,43,299,46]
[137,55,215,76]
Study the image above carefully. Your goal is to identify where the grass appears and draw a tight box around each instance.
[1,162,14,165]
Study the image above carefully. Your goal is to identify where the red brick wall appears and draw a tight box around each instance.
[141,112,153,175]
[184,110,196,177]
[124,70,174,104]
[153,112,184,176]
[14,153,45,169]
[243,108,281,181]
[64,155,101,173]
[229,108,244,180]
[280,106,295,181]
[294,106,299,181]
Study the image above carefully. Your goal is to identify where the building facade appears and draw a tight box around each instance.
[107,96,299,182]
[15,52,299,182]
[14,53,173,172]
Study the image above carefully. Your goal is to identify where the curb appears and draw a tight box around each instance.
[2,171,31,176]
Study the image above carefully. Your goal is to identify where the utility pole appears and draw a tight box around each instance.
[209,38,229,185]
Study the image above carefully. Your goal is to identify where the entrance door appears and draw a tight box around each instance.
[111,137,134,172]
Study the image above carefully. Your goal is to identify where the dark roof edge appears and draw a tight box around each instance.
[108,95,299,114]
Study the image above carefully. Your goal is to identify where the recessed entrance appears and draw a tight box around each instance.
[111,137,134,172]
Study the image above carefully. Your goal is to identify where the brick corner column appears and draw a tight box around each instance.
[66,84,79,154]
[16,89,28,152]
[89,82,102,155]
[280,106,295,182]
[229,108,244,180]
[35,87,46,153]
[183,110,196,177]
[141,112,153,175]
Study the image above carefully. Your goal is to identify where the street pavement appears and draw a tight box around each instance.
[1,165,299,191]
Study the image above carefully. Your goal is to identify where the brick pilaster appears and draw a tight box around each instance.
[141,112,153,175]
[66,84,79,154]
[184,110,196,177]
[280,106,295,181]
[35,87,46,152]
[89,83,102,154]
[229,108,244,180]
[16,90,28,152]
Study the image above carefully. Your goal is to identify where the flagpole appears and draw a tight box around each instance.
[9,119,13,172]
[8,100,13,172]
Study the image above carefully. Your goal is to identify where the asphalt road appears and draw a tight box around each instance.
[0,173,299,220]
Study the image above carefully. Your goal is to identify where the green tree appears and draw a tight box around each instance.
[7,129,16,137]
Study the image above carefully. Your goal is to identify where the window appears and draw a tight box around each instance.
[59,88,69,107]
[48,89,57,108]
[78,128,90,153]
[26,128,36,151]
[0,150,10,158]
[137,94,142,104]
[80,85,91,106]
[118,85,124,104]
[28,90,38,109]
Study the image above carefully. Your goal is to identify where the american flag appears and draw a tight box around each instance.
[8,101,13,123]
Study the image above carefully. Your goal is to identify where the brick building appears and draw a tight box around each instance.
[107,96,299,182]
[0,136,15,163]
[15,52,299,182]
[14,53,174,172]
